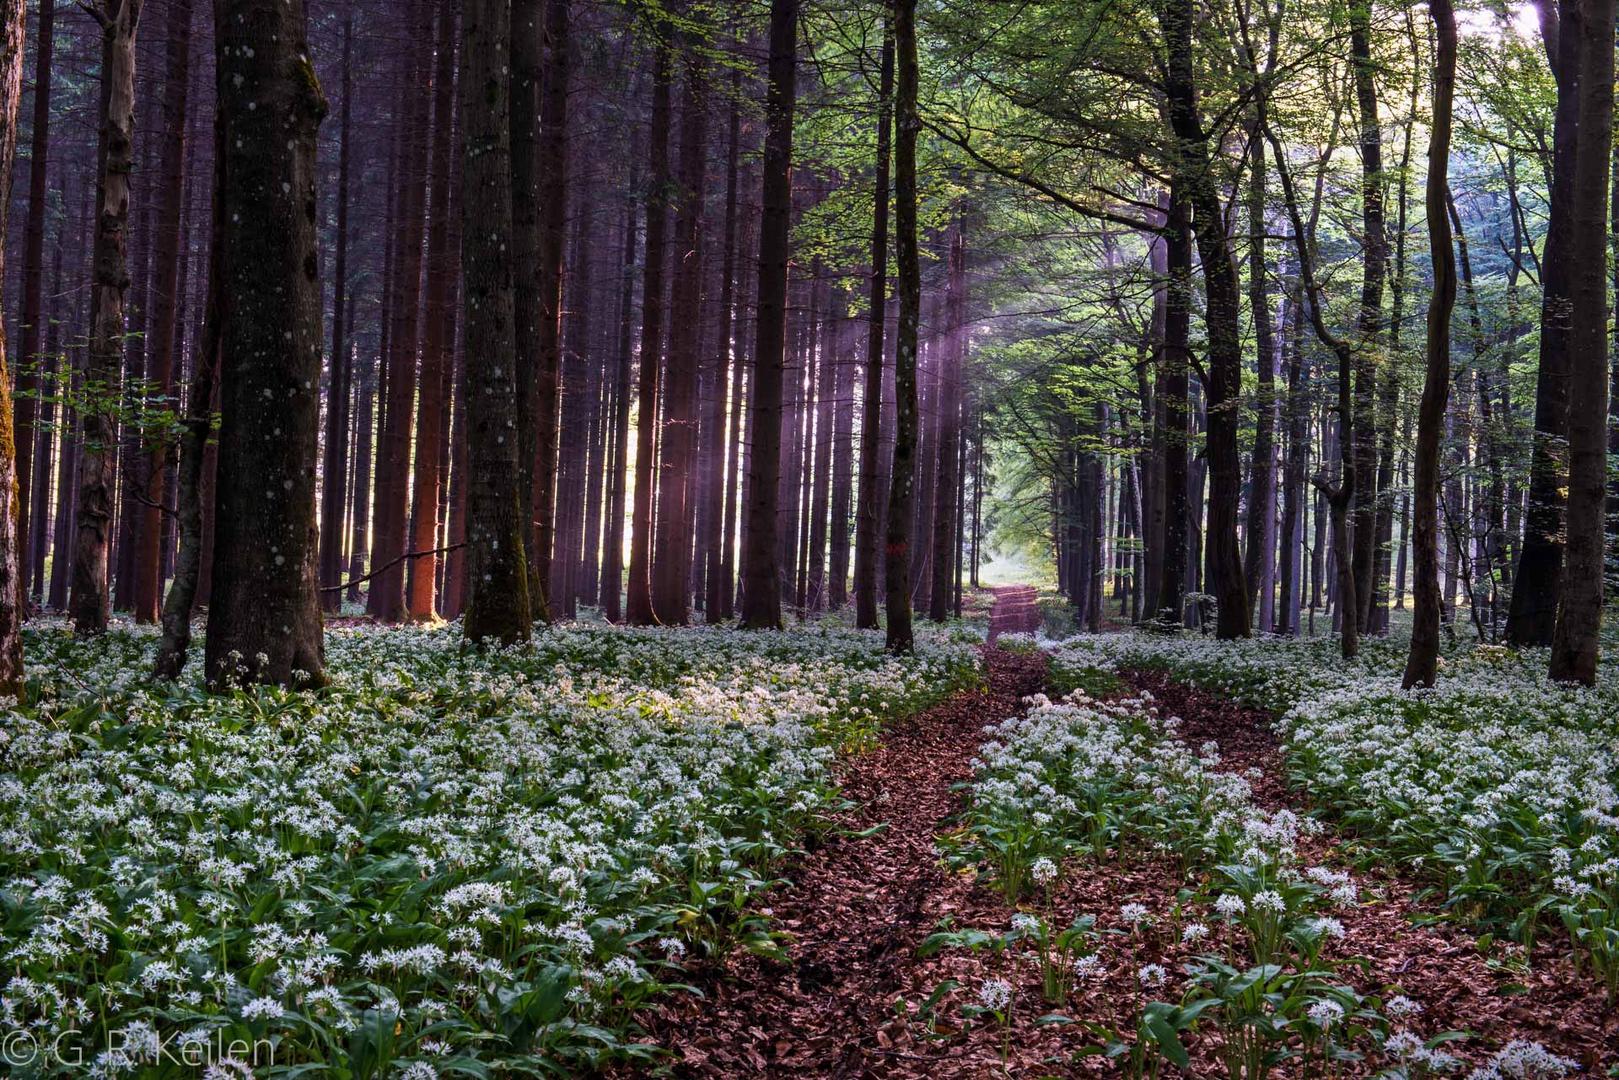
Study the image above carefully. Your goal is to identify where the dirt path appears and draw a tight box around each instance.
[986,584,1039,642]
[634,620,1046,1077]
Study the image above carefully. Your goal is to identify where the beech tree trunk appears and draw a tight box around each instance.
[72,0,142,637]
[1161,0,1248,639]
[1508,0,1579,646]
[884,0,919,652]
[203,0,328,689]
[740,0,797,630]
[1402,0,1457,689]
[460,0,532,645]
[1548,0,1613,684]
[854,24,894,629]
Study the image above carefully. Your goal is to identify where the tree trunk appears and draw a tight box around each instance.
[653,49,706,626]
[1548,0,1614,684]
[1160,0,1247,637]
[929,222,965,622]
[72,0,141,637]
[884,0,919,652]
[1402,0,1457,689]
[0,0,26,692]
[319,14,354,611]
[741,0,797,631]
[854,24,894,629]
[369,2,432,622]
[529,0,569,622]
[14,0,54,608]
[1349,0,1386,634]
[1156,193,1190,627]
[460,0,532,645]
[1508,0,1579,647]
[202,0,327,689]
[698,70,740,621]
[627,32,672,626]
[406,0,457,620]
[133,0,193,624]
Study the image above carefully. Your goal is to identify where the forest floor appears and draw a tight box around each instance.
[630,589,1619,1077]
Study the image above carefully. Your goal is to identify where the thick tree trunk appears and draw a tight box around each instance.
[1155,193,1190,627]
[1548,0,1613,684]
[884,0,919,652]
[1160,0,1247,637]
[202,0,327,689]
[1508,0,1579,646]
[653,51,706,626]
[1349,0,1386,634]
[1402,0,1457,689]
[72,0,141,637]
[460,0,532,645]
[854,24,894,629]
[740,0,797,630]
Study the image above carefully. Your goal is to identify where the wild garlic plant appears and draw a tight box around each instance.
[0,621,979,1075]
[1033,630,1619,979]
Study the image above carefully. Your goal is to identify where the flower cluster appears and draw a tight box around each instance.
[0,620,979,1073]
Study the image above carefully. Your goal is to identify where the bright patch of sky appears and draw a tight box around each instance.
[1456,2,1541,41]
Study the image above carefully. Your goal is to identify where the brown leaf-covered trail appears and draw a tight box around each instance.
[986,584,1040,642]
[630,613,1047,1077]
[626,610,1616,1077]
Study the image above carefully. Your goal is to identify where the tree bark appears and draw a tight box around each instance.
[406,0,458,619]
[1160,0,1248,638]
[854,23,894,630]
[133,0,193,624]
[1402,0,1457,689]
[529,0,569,622]
[460,0,532,645]
[0,0,26,692]
[884,0,919,652]
[319,14,354,611]
[14,0,53,608]
[1548,0,1613,684]
[72,0,141,637]
[1508,0,1579,647]
[627,32,672,625]
[653,48,706,626]
[202,0,327,689]
[741,0,797,630]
